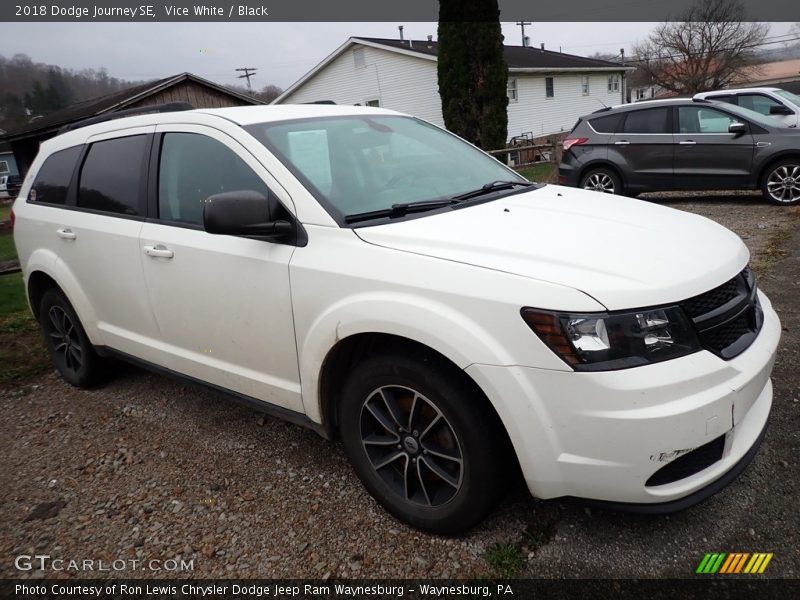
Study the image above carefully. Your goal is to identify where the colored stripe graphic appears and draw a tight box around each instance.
[697,552,773,574]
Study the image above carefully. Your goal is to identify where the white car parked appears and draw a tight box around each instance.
[12,104,780,533]
[694,87,800,128]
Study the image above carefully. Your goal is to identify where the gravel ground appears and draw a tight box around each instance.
[1,194,798,580]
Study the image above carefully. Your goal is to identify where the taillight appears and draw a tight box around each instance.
[9,208,14,232]
[562,138,589,151]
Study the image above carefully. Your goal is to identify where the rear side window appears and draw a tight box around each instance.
[621,108,670,134]
[77,136,147,216]
[30,146,82,205]
[589,113,623,133]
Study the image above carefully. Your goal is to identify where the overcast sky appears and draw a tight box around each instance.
[0,22,795,91]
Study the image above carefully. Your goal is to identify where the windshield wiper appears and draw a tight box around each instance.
[451,180,536,201]
[344,198,459,224]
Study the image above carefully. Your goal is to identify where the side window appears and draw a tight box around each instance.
[678,107,736,134]
[621,108,670,134]
[738,94,783,116]
[30,145,82,205]
[589,113,623,133]
[78,135,147,215]
[545,77,554,98]
[158,133,273,226]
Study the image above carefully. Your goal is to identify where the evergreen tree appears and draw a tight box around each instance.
[437,0,508,150]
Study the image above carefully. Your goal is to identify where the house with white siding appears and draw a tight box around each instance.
[274,37,633,142]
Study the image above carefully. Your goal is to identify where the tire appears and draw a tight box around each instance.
[762,159,800,205]
[580,168,622,195]
[339,353,507,534]
[38,288,105,388]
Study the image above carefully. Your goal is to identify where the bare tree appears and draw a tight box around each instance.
[632,0,768,95]
[255,84,283,103]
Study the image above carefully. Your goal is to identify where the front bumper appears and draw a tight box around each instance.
[466,290,780,505]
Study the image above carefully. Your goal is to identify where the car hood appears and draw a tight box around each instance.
[353,185,749,310]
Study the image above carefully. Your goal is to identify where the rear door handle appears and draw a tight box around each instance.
[679,140,697,145]
[614,140,630,145]
[56,228,76,240]
[143,244,174,259]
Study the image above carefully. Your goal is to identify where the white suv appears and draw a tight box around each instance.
[12,104,780,533]
[694,87,800,128]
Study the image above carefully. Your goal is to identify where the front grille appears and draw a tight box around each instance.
[646,435,726,487]
[680,267,762,360]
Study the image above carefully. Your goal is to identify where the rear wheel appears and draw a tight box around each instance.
[39,288,105,388]
[762,160,800,205]
[580,168,622,195]
[339,353,507,534]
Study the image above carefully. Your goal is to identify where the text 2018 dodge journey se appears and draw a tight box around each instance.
[12,104,780,533]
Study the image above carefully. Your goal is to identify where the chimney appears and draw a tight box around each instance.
[398,25,404,41]
[540,42,544,50]
[427,35,433,49]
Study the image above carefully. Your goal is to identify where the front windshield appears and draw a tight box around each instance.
[775,89,800,107]
[714,101,786,128]
[246,115,525,223]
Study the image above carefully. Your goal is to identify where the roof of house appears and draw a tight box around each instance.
[275,36,632,103]
[748,58,800,84]
[5,72,260,141]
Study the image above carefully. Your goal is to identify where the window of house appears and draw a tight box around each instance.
[507,78,518,102]
[30,145,82,205]
[365,99,380,107]
[0,161,8,174]
[621,107,670,134]
[158,133,272,226]
[581,75,590,95]
[78,135,147,216]
[607,74,619,92]
[353,47,366,69]
[545,77,554,98]
[635,88,645,100]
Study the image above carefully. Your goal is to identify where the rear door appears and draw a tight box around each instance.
[672,105,754,190]
[138,124,302,412]
[609,107,673,192]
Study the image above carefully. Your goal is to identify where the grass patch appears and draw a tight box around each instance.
[515,162,557,183]
[0,204,10,222]
[522,519,557,552]
[0,274,49,386]
[752,228,792,279]
[0,232,17,262]
[484,542,527,578]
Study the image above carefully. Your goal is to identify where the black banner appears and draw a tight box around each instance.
[0,0,798,22]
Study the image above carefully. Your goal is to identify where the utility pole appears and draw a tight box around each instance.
[620,48,626,104]
[235,67,258,93]
[516,21,532,47]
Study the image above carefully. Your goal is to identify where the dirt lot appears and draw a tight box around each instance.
[1,194,798,580]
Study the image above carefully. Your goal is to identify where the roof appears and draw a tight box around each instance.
[4,73,260,141]
[749,58,800,84]
[274,36,632,103]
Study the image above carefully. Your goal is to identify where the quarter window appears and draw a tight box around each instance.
[31,146,82,206]
[622,108,670,134]
[545,77,554,98]
[589,113,623,133]
[78,136,147,215]
[678,107,737,134]
[158,133,272,226]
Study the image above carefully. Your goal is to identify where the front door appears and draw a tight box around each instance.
[673,106,754,191]
[138,125,302,412]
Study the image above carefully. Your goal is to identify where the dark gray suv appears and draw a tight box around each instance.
[558,98,800,205]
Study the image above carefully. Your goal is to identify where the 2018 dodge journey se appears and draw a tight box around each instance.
[12,104,780,533]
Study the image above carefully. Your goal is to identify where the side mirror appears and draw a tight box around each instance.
[203,190,294,241]
[728,122,747,135]
[769,105,793,116]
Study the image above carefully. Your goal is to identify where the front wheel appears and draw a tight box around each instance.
[762,160,800,205]
[339,354,507,534]
[580,168,621,195]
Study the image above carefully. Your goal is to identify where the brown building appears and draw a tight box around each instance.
[4,72,261,177]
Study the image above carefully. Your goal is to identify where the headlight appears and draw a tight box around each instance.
[521,306,700,371]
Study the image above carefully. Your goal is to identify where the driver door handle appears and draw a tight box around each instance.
[614,140,630,145]
[143,244,174,259]
[56,228,76,240]
[679,140,697,145]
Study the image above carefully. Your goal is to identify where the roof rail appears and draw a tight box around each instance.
[692,97,712,103]
[303,100,337,105]
[58,102,194,134]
